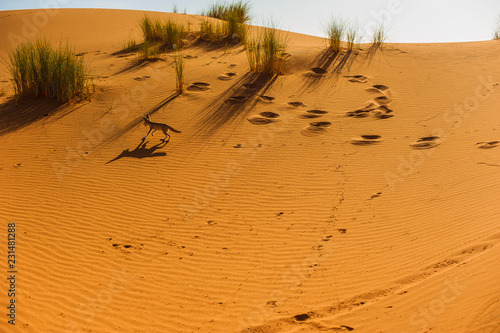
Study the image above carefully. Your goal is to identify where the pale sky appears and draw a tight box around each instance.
[1,0,500,43]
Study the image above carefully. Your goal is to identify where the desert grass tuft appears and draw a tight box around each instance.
[138,40,161,61]
[200,19,224,42]
[8,39,91,102]
[494,15,500,40]
[122,38,139,52]
[173,46,184,93]
[204,1,250,23]
[246,26,288,74]
[326,18,346,53]
[202,1,250,44]
[139,15,185,52]
[372,23,387,47]
[346,24,361,52]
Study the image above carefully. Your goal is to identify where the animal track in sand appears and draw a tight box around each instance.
[293,313,311,322]
[410,136,441,149]
[304,67,328,77]
[373,95,392,105]
[260,111,280,118]
[350,135,383,145]
[112,243,141,251]
[347,103,393,119]
[372,105,394,119]
[310,67,327,74]
[218,72,237,81]
[227,95,246,103]
[187,82,211,91]
[248,112,280,125]
[301,122,332,136]
[242,83,257,90]
[345,75,368,83]
[288,101,306,107]
[133,75,151,81]
[259,95,275,103]
[300,110,328,119]
[366,84,391,94]
[346,109,371,118]
[476,141,499,149]
[346,103,377,118]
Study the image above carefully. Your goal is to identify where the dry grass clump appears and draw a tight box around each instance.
[122,38,139,52]
[8,39,92,102]
[346,24,361,52]
[371,23,387,47]
[203,1,250,23]
[201,1,250,43]
[139,15,185,52]
[173,46,184,93]
[326,18,346,53]
[246,26,288,74]
[137,40,161,61]
[494,15,500,40]
[199,19,224,42]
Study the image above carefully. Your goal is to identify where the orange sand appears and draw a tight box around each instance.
[0,8,499,333]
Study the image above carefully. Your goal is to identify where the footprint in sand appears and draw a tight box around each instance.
[347,102,394,119]
[346,103,377,118]
[321,235,333,241]
[293,313,311,322]
[218,72,237,81]
[304,67,328,77]
[366,84,391,95]
[227,95,246,103]
[248,112,280,125]
[345,75,368,83]
[410,136,441,149]
[300,110,328,119]
[373,95,392,106]
[476,141,499,149]
[242,83,257,90]
[259,95,275,103]
[350,135,383,145]
[371,105,394,119]
[301,121,332,136]
[187,82,211,91]
[112,243,140,251]
[183,55,198,59]
[133,75,151,81]
[288,101,306,108]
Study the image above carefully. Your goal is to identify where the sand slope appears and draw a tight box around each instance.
[0,8,499,333]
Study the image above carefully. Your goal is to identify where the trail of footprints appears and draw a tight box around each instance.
[243,237,498,333]
[185,66,497,150]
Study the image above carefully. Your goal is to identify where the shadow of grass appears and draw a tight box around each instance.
[299,48,359,94]
[193,71,278,137]
[0,97,84,136]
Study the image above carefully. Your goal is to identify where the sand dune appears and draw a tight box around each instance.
[0,8,499,333]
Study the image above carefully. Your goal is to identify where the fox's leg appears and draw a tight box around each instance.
[151,129,157,136]
[143,128,153,139]
[161,128,170,142]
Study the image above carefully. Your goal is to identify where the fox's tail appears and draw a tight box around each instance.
[169,126,182,133]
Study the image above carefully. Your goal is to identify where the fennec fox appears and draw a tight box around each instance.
[142,114,181,142]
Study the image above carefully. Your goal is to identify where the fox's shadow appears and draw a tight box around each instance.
[105,138,167,164]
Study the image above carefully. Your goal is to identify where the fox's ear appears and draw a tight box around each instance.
[147,114,151,119]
